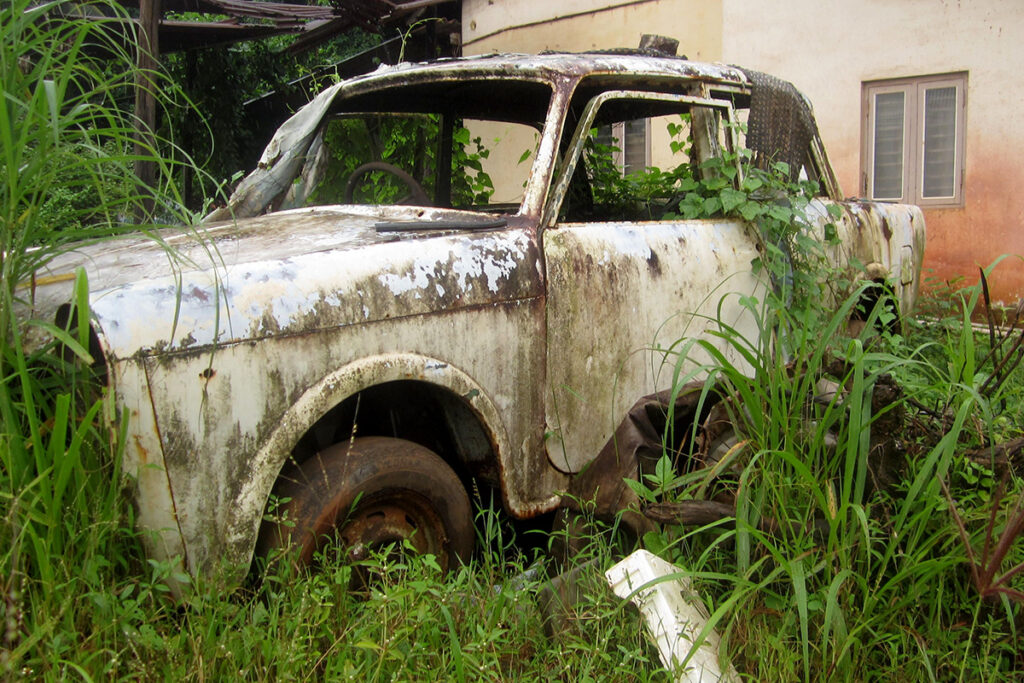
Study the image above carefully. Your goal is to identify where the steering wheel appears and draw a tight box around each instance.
[344,161,431,205]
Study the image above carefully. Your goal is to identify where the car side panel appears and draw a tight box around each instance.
[143,298,559,575]
[543,218,767,474]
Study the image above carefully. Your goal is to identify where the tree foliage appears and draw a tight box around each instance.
[160,27,382,209]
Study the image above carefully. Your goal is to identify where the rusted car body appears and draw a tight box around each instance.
[29,52,925,581]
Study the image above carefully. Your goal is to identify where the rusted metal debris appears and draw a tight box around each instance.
[557,364,908,549]
[89,0,457,54]
[740,67,818,181]
[556,383,717,530]
[966,437,1024,479]
[115,0,453,26]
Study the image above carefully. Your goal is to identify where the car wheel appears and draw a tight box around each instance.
[258,436,474,573]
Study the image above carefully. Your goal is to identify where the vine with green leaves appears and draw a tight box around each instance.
[585,115,848,341]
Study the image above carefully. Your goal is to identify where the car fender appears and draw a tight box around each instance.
[223,351,511,574]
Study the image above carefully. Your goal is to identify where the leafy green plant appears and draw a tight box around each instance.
[584,120,696,221]
[1,1,204,676]
[450,126,496,207]
[585,116,844,331]
[310,114,494,207]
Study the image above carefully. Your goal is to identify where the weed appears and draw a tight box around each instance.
[1,6,1020,680]
[1,1,206,677]
[623,267,1024,681]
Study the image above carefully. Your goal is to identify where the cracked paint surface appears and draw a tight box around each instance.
[20,51,926,580]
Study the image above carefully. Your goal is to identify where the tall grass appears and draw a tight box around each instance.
[639,278,1024,680]
[1,4,1019,679]
[1,1,202,676]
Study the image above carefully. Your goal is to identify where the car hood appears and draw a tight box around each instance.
[26,205,540,360]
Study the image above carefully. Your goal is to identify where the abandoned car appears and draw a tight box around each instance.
[29,52,925,583]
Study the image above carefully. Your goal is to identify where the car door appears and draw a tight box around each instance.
[542,89,769,474]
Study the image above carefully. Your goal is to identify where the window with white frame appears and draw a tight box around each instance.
[595,119,650,175]
[862,73,966,207]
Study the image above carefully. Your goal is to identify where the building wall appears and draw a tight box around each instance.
[462,0,721,60]
[462,0,1024,306]
[720,0,1024,306]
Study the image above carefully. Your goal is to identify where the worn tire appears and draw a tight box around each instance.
[258,436,473,572]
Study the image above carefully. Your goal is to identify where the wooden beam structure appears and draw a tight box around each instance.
[110,0,460,217]
[133,0,161,218]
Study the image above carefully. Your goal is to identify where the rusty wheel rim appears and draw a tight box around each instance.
[257,437,475,580]
[336,490,449,571]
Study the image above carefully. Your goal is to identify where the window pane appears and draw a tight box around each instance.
[595,124,616,153]
[872,91,905,200]
[463,120,541,207]
[576,102,702,222]
[311,114,440,206]
[922,86,957,198]
[623,119,647,175]
[593,123,624,177]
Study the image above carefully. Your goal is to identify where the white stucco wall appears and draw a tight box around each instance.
[462,0,721,60]
[720,0,1024,304]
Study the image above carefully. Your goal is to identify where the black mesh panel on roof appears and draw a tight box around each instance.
[738,68,818,179]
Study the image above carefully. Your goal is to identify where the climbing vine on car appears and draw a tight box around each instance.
[676,151,844,320]
[585,117,846,329]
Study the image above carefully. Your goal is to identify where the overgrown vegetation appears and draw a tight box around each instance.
[569,114,1022,679]
[1,1,199,677]
[586,113,1024,676]
[585,114,843,323]
[624,275,1024,680]
[159,21,382,209]
[1,5,1021,680]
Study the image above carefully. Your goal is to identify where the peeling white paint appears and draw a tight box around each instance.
[379,261,435,297]
[21,52,926,584]
[449,233,530,294]
[87,220,539,358]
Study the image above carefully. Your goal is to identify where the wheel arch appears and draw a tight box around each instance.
[847,261,903,335]
[226,352,510,568]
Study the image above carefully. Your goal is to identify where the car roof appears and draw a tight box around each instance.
[342,51,751,91]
